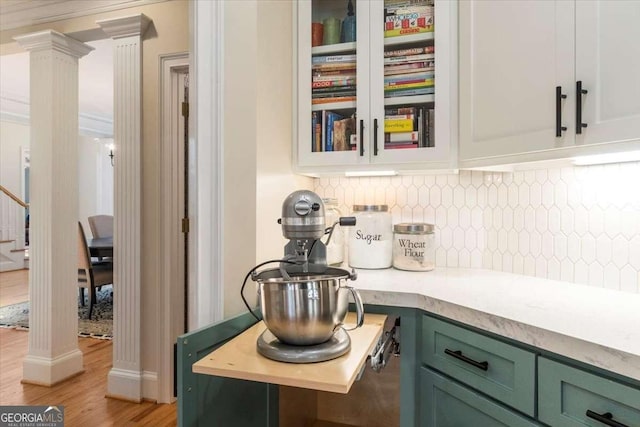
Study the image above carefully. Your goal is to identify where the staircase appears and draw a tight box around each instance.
[0,185,29,272]
[0,239,28,272]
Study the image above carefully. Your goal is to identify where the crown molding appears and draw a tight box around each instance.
[0,0,167,31]
[1,94,113,137]
[13,30,94,58]
[96,14,151,39]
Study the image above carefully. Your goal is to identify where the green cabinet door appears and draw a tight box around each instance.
[538,357,640,427]
[420,367,542,427]
[177,311,278,427]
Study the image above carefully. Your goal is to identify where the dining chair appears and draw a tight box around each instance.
[88,214,113,262]
[78,222,113,319]
[88,214,113,238]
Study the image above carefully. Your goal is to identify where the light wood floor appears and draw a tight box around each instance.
[0,269,30,306]
[0,270,177,426]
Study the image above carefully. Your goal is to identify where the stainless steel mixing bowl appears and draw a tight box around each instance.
[253,267,364,346]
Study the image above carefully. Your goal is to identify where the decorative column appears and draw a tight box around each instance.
[13,30,93,385]
[97,14,150,402]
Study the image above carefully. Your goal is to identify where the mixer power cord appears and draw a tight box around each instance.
[241,259,297,322]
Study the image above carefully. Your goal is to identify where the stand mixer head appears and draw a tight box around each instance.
[278,190,355,277]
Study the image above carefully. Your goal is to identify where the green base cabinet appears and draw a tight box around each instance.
[420,368,542,427]
[538,357,640,427]
[422,316,536,416]
[177,311,278,427]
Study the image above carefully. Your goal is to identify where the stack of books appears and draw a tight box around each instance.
[384,0,434,38]
[312,54,356,105]
[384,106,435,149]
[311,111,356,152]
[384,46,434,98]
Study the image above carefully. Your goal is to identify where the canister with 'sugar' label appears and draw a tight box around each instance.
[348,205,392,269]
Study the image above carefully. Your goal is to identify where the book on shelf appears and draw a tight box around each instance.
[384,45,434,58]
[325,111,345,151]
[385,81,434,91]
[384,62,434,75]
[312,63,357,72]
[312,96,356,104]
[427,108,435,147]
[312,79,356,88]
[313,91,357,99]
[385,131,419,143]
[384,87,434,97]
[311,67,356,79]
[384,5,434,37]
[384,118,414,133]
[333,117,356,152]
[312,54,357,64]
[384,53,435,64]
[312,111,323,152]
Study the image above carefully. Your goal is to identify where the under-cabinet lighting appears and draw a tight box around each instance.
[344,170,397,177]
[572,150,640,166]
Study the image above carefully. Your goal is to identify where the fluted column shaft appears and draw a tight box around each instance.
[97,14,150,402]
[13,30,93,386]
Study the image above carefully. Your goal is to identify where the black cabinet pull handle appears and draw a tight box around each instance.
[576,80,588,134]
[586,410,628,427]
[373,118,379,156]
[359,119,364,156]
[556,86,567,137]
[444,349,489,371]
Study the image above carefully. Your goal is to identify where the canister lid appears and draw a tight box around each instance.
[352,204,388,212]
[394,223,434,234]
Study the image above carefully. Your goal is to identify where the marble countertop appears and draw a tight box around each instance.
[347,266,640,382]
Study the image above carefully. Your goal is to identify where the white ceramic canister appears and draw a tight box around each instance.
[322,198,344,266]
[348,205,392,269]
[392,223,435,271]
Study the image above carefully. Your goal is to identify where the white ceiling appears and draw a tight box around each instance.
[0,38,114,136]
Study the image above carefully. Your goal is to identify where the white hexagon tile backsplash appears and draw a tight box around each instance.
[314,161,640,293]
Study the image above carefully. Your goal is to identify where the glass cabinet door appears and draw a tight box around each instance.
[297,0,370,169]
[370,0,453,167]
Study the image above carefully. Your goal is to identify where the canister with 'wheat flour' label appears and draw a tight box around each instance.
[348,205,392,269]
[393,223,435,271]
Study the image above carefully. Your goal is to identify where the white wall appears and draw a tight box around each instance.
[222,1,313,318]
[0,121,114,238]
[77,135,113,236]
[0,120,29,197]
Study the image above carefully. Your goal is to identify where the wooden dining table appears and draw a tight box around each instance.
[88,236,113,258]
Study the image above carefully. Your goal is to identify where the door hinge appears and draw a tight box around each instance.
[181,218,190,233]
[182,102,189,118]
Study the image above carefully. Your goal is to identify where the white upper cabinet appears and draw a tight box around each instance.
[575,1,640,147]
[459,0,640,168]
[294,0,458,175]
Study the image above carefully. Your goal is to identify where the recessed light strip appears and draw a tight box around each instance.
[344,170,397,177]
[572,150,640,166]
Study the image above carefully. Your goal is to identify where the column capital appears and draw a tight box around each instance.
[97,14,151,39]
[13,30,94,58]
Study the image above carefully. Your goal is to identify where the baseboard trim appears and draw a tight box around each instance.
[107,367,143,402]
[142,370,158,402]
[22,349,84,386]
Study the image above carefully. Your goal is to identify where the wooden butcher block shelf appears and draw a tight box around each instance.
[192,313,387,394]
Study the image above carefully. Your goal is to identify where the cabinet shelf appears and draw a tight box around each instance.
[311,101,356,111]
[385,94,435,106]
[312,42,357,56]
[384,32,434,47]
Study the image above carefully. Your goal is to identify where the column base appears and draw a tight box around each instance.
[22,349,83,386]
[107,367,143,403]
